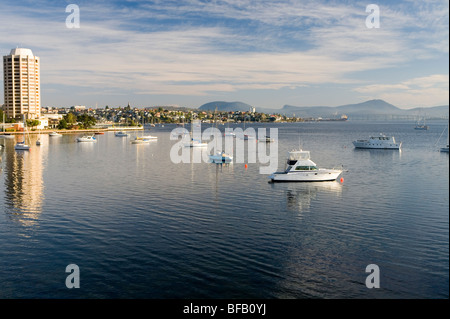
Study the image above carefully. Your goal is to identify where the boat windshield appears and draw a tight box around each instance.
[288,151,310,161]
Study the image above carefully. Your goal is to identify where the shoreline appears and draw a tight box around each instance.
[0,126,144,135]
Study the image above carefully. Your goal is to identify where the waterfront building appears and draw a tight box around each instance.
[3,48,40,119]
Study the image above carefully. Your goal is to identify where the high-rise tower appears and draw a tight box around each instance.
[3,48,40,119]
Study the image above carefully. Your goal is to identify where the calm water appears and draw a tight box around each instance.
[0,120,448,299]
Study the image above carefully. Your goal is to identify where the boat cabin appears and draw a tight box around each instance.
[285,150,318,172]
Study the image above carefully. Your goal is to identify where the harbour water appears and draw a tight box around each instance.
[0,120,448,299]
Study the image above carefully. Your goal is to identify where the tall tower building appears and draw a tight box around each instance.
[3,48,40,119]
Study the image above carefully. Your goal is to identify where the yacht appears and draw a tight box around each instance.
[115,131,129,137]
[352,134,401,149]
[269,150,342,182]
[209,151,233,164]
[77,135,97,142]
[49,131,62,137]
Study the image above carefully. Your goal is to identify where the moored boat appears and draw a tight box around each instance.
[115,131,129,137]
[269,149,342,182]
[77,135,97,142]
[209,151,233,163]
[352,134,401,149]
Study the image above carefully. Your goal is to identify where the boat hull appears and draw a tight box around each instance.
[352,141,401,149]
[269,169,342,182]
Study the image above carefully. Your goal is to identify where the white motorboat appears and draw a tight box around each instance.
[269,150,342,182]
[209,151,233,164]
[77,135,97,142]
[49,131,62,137]
[352,134,401,149]
[115,131,129,137]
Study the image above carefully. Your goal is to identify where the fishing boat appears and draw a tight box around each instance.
[269,149,342,182]
[15,116,31,150]
[414,117,429,130]
[209,151,233,164]
[352,134,402,149]
[77,135,97,142]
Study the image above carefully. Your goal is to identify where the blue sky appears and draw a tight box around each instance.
[1,0,448,109]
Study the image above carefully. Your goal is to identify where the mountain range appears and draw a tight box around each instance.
[198,99,449,119]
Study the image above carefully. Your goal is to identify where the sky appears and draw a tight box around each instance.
[0,0,448,110]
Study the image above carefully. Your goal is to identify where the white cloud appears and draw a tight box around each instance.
[0,0,448,107]
[354,74,449,107]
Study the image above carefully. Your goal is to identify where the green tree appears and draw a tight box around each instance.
[77,114,96,129]
[26,119,40,130]
[58,119,68,129]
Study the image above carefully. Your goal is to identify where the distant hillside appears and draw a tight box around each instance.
[280,100,449,118]
[198,101,254,112]
[197,99,448,119]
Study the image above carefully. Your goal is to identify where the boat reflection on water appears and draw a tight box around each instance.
[2,134,46,227]
[281,181,343,217]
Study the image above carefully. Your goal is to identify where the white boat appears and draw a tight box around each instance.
[209,151,233,164]
[414,125,429,130]
[186,138,207,147]
[15,115,31,150]
[269,150,342,182]
[49,131,62,137]
[115,131,129,137]
[352,134,401,149]
[131,137,151,144]
[142,135,157,140]
[77,135,97,142]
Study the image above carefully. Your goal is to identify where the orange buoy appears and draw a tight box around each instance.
[340,177,344,183]
[245,164,248,169]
